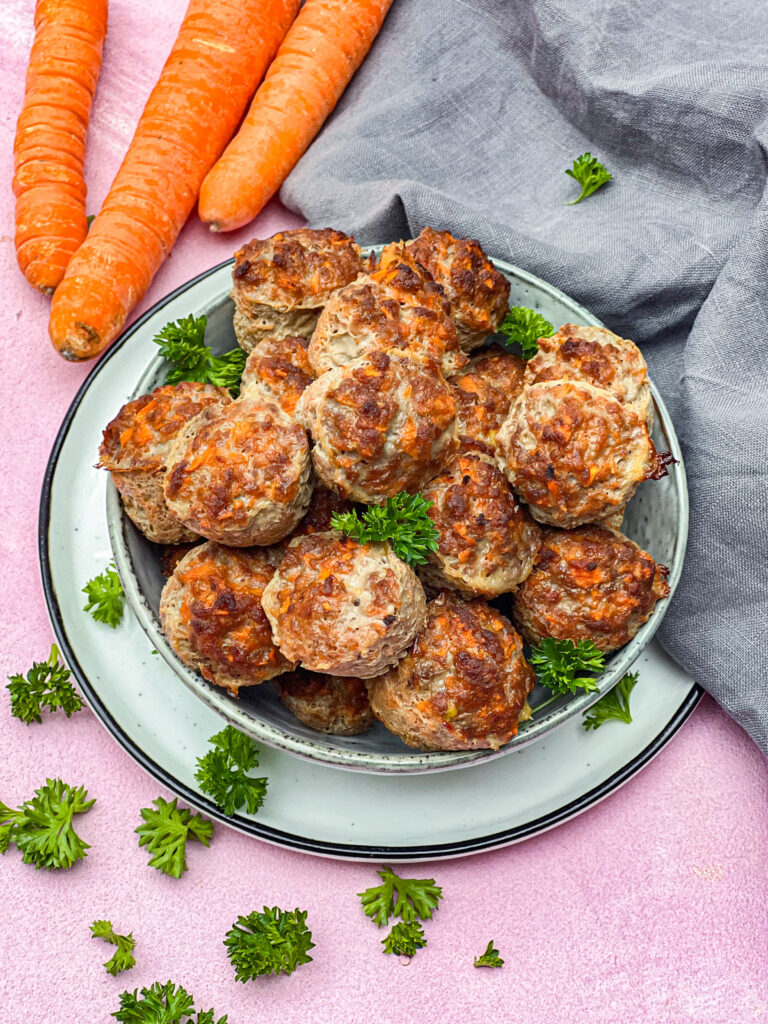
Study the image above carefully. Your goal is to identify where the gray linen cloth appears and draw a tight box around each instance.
[282,0,768,752]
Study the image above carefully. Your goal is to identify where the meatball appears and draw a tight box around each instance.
[231,228,363,351]
[164,397,312,546]
[98,382,231,543]
[295,350,458,504]
[524,324,652,426]
[406,228,511,351]
[160,543,294,694]
[496,380,666,528]
[367,592,534,751]
[420,452,542,597]
[261,532,427,678]
[513,525,670,651]
[288,485,354,539]
[276,670,375,735]
[239,334,315,416]
[308,248,466,378]
[452,348,526,455]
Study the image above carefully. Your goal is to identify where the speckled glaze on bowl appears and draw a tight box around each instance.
[107,251,688,773]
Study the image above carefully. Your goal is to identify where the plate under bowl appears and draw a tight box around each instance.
[107,253,688,773]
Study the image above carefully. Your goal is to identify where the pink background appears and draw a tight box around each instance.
[2,2,767,1021]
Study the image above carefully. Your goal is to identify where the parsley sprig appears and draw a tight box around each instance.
[135,797,213,878]
[225,907,315,981]
[359,865,442,928]
[113,981,227,1023]
[0,779,95,870]
[83,563,125,628]
[583,671,638,730]
[155,314,246,397]
[498,307,554,360]
[474,940,504,968]
[331,492,439,566]
[91,920,136,976]
[565,152,612,205]
[382,921,427,956]
[530,638,606,715]
[195,726,267,816]
[6,643,82,724]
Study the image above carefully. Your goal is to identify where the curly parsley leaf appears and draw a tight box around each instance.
[6,643,83,724]
[530,638,606,700]
[359,865,443,928]
[474,940,504,968]
[112,980,227,1023]
[498,307,554,360]
[582,671,638,730]
[91,920,136,976]
[0,779,94,870]
[382,921,427,956]
[155,314,246,397]
[225,907,314,981]
[565,152,612,205]
[331,492,439,566]
[195,725,268,816]
[83,563,125,628]
[135,797,213,878]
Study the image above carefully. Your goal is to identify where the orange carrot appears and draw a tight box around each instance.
[199,0,394,233]
[49,0,300,361]
[14,0,108,294]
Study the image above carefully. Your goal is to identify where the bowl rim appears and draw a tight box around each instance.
[107,251,689,774]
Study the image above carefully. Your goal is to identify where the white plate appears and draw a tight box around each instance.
[39,261,702,860]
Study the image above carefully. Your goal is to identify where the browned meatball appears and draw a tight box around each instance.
[231,228,363,350]
[452,348,526,455]
[513,525,670,651]
[496,381,667,528]
[164,397,312,546]
[406,228,511,351]
[296,350,458,504]
[525,324,652,426]
[308,246,466,378]
[98,382,231,543]
[160,543,294,694]
[420,452,542,597]
[276,670,375,735]
[239,335,315,416]
[367,592,534,751]
[261,532,426,678]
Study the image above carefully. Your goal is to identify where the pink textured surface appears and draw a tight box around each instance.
[2,3,767,1022]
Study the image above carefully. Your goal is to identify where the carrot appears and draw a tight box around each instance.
[49,0,300,361]
[14,0,108,294]
[198,0,394,233]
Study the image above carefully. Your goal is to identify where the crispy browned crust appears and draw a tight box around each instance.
[370,242,451,313]
[420,452,542,596]
[452,348,526,454]
[513,525,670,651]
[276,670,375,735]
[367,592,534,751]
[159,543,294,694]
[240,335,315,416]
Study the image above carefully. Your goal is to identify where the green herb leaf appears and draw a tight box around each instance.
[382,921,427,956]
[498,307,555,360]
[565,152,613,205]
[154,315,246,396]
[358,865,443,928]
[113,981,227,1023]
[83,563,125,628]
[474,940,504,968]
[91,920,136,976]
[224,907,314,981]
[135,797,213,878]
[0,779,94,870]
[582,671,638,730]
[86,214,95,228]
[331,492,439,566]
[6,644,83,724]
[529,638,606,699]
[195,725,268,816]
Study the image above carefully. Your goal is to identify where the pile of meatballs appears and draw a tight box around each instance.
[99,227,672,753]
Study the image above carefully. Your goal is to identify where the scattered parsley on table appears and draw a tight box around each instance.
[582,671,638,730]
[359,865,443,927]
[155,314,246,396]
[82,562,125,627]
[6,643,82,724]
[382,921,427,957]
[91,920,136,976]
[474,940,504,968]
[195,725,267,816]
[135,796,213,878]
[0,778,94,869]
[331,492,439,567]
[498,306,554,360]
[565,152,612,204]
[225,907,315,981]
[112,981,227,1023]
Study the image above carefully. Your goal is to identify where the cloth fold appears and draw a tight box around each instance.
[282,0,768,753]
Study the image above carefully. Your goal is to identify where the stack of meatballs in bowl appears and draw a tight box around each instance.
[101,226,683,772]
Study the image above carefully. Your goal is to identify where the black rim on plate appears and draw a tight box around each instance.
[37,260,704,861]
